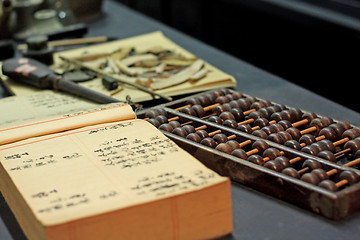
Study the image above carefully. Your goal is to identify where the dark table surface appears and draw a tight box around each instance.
[1,1,360,239]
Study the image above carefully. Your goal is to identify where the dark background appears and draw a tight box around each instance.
[117,0,360,112]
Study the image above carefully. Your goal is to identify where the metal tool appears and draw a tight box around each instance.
[2,57,123,104]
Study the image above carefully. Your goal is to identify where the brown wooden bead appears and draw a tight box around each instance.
[246,96,256,103]
[342,128,360,140]
[215,96,229,104]
[252,129,268,139]
[223,119,238,129]
[278,131,293,143]
[197,95,210,106]
[281,167,300,179]
[302,159,322,171]
[284,140,302,150]
[274,156,290,168]
[211,90,223,98]
[220,88,231,95]
[222,103,232,112]
[155,108,167,117]
[183,125,195,134]
[230,108,245,121]
[249,111,265,120]
[229,100,240,109]
[204,93,216,104]
[226,140,240,151]
[339,170,360,185]
[258,108,271,119]
[147,118,161,128]
[232,91,243,99]
[253,118,269,128]
[318,139,335,152]
[310,142,327,153]
[195,130,209,139]
[344,139,360,154]
[252,140,269,155]
[267,133,284,144]
[317,150,336,162]
[311,169,328,181]
[236,98,251,111]
[319,127,338,141]
[299,134,316,145]
[172,127,187,137]
[237,124,252,133]
[200,137,217,148]
[319,180,337,192]
[219,112,235,121]
[169,120,181,129]
[145,109,159,118]
[286,127,301,140]
[225,94,234,101]
[186,133,202,143]
[268,123,284,133]
[208,116,223,124]
[216,143,233,154]
[278,120,292,130]
[270,112,284,122]
[263,148,282,160]
[248,155,264,166]
[261,126,273,135]
[338,121,352,130]
[301,145,320,156]
[231,149,248,160]
[181,107,197,116]
[264,160,284,172]
[213,133,228,143]
[250,101,266,110]
[302,112,318,122]
[212,105,227,115]
[186,98,200,106]
[159,123,173,132]
[155,115,168,124]
[301,173,321,185]
[192,105,205,117]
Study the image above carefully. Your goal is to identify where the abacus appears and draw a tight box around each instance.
[138,88,360,220]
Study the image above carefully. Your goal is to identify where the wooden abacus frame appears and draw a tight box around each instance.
[137,89,360,220]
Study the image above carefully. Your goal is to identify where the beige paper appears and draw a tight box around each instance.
[0,119,226,226]
[3,32,236,102]
[0,103,135,145]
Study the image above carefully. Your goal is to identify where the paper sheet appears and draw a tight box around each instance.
[0,119,226,226]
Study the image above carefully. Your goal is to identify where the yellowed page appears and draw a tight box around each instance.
[0,90,96,127]
[0,119,227,226]
[0,103,135,145]
[4,32,236,102]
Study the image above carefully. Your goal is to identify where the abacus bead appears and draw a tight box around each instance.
[237,124,253,133]
[252,140,269,155]
[302,159,322,171]
[237,98,251,111]
[286,127,301,140]
[319,127,338,141]
[270,112,284,122]
[250,101,266,110]
[338,121,352,130]
[264,160,284,172]
[301,145,320,156]
[339,170,360,185]
[276,104,287,111]
[246,96,256,103]
[329,123,346,138]
[221,103,231,112]
[281,109,295,122]
[213,133,228,143]
[309,118,325,133]
[302,112,318,122]
[215,143,233,154]
[195,130,209,139]
[225,94,234,101]
[318,139,335,152]
[155,108,167,117]
[230,108,245,121]
[220,88,231,95]
[181,107,197,116]
[267,133,284,144]
[342,128,360,140]
[147,118,161,128]
[215,96,229,104]
[229,100,240,109]
[355,150,360,159]
[317,150,337,162]
[301,173,321,185]
[145,109,159,118]
[197,95,210,106]
[278,131,293,143]
[159,123,173,132]
[248,155,264,166]
[211,90,223,98]
[299,134,316,145]
[186,98,200,105]
[263,148,282,160]
[249,111,265,120]
[232,91,243,99]
[204,93,216,104]
[227,140,240,151]
[278,120,292,130]
[319,180,338,192]
[285,140,302,150]
[169,120,181,129]
[311,169,328,181]
[192,105,205,117]
[292,108,303,121]
[200,138,217,148]
[212,105,226,115]
[269,123,284,133]
[155,115,168,124]
[322,117,334,126]
[186,133,202,143]
[311,142,327,153]
[223,119,238,129]
[344,139,360,154]
[261,126,273,135]
[232,149,248,160]
[282,167,300,179]
[258,108,271,119]
[274,156,291,168]
[252,130,268,139]
[183,125,195,134]
[172,127,187,137]
[219,112,235,121]
[253,118,269,128]
[208,116,223,124]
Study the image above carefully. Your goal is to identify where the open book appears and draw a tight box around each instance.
[0,103,232,240]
